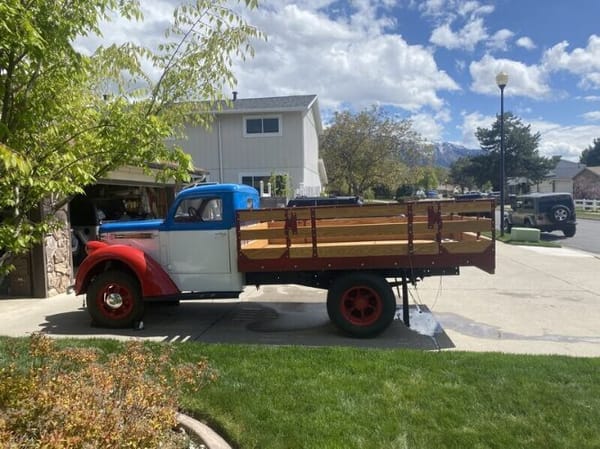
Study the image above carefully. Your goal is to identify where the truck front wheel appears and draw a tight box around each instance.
[327,273,396,338]
[86,271,144,328]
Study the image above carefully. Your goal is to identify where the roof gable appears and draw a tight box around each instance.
[574,166,600,180]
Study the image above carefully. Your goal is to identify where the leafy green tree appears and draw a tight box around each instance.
[0,0,262,273]
[448,156,484,191]
[451,112,553,191]
[320,107,426,196]
[580,137,600,166]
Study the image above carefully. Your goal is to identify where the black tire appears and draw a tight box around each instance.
[550,205,571,223]
[71,234,86,267]
[563,225,576,238]
[86,271,144,328]
[327,272,396,338]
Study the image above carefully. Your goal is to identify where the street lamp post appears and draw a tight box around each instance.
[496,72,508,237]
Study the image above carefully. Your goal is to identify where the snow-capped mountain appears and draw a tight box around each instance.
[432,142,482,168]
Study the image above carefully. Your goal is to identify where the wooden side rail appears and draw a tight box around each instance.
[236,199,495,273]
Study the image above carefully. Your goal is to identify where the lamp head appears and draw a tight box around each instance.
[496,71,509,88]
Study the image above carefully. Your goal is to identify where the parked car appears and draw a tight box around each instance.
[505,193,576,237]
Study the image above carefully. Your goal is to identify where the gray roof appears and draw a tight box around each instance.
[546,159,586,179]
[214,94,322,133]
[220,94,318,113]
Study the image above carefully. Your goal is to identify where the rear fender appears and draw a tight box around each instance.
[75,242,179,298]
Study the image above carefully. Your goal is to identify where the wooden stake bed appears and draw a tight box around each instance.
[236,199,495,274]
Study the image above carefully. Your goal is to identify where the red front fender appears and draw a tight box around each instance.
[75,242,179,298]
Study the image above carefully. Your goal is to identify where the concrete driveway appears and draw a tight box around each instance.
[1,243,599,357]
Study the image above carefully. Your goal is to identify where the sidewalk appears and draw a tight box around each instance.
[1,243,599,357]
[415,243,600,357]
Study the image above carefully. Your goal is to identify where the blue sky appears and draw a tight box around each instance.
[78,0,600,161]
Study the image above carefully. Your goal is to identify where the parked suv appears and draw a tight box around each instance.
[505,193,576,237]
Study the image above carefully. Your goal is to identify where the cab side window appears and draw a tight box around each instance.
[201,198,222,221]
[173,197,222,223]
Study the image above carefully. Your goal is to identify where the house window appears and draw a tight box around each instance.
[242,175,270,191]
[244,116,281,136]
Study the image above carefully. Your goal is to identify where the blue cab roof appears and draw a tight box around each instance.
[177,183,258,199]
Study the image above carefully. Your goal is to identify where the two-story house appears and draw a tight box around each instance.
[177,94,326,197]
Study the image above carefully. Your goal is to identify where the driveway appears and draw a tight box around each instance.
[1,243,599,357]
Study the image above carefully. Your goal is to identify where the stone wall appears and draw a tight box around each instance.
[43,204,73,297]
[44,224,73,297]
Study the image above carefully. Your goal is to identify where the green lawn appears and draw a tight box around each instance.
[2,338,599,449]
[576,209,600,220]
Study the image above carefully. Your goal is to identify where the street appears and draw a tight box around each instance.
[496,211,600,255]
[546,218,600,254]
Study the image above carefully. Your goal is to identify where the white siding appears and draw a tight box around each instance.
[535,179,574,194]
[182,112,306,188]
[176,100,322,196]
[300,109,322,195]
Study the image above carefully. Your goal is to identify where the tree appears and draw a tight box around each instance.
[320,107,426,196]
[580,137,600,166]
[448,157,477,191]
[0,0,262,273]
[450,113,553,191]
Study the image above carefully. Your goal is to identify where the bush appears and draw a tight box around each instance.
[0,334,215,448]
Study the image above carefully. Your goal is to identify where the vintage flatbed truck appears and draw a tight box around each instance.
[74,183,496,337]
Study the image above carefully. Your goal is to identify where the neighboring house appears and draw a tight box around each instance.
[177,94,325,197]
[573,166,600,199]
[534,159,586,194]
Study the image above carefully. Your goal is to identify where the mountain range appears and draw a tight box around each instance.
[432,142,482,168]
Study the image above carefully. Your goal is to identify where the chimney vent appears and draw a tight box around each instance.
[232,91,238,101]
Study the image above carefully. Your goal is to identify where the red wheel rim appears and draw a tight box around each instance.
[95,282,134,320]
[339,285,383,327]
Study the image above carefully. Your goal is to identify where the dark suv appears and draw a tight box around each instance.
[505,193,576,237]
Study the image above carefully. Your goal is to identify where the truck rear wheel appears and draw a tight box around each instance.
[327,273,396,338]
[87,271,144,328]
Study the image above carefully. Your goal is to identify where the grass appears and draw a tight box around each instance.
[486,231,561,248]
[2,338,599,449]
[576,209,600,220]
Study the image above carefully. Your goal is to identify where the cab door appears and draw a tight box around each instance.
[161,196,233,292]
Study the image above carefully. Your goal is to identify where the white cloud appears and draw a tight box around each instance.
[488,29,514,51]
[234,3,459,112]
[419,0,494,19]
[532,120,600,160]
[430,18,487,50]
[516,36,536,50]
[581,111,600,122]
[542,35,600,88]
[457,111,494,148]
[469,55,551,98]
[409,109,451,141]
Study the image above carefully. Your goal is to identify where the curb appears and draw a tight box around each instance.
[177,413,232,449]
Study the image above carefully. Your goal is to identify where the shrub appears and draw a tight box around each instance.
[0,334,215,448]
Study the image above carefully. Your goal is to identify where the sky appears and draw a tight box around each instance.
[76,0,600,161]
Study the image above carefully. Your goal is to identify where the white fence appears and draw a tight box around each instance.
[575,199,600,211]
